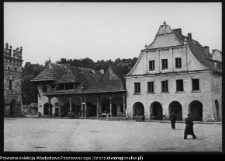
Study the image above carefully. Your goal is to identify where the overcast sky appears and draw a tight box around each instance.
[4,2,221,66]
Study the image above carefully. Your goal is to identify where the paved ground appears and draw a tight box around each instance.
[4,118,222,152]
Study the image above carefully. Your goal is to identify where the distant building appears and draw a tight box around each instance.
[125,22,222,121]
[31,61,130,117]
[4,43,23,115]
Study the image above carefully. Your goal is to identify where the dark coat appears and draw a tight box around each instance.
[184,117,194,135]
[169,114,177,122]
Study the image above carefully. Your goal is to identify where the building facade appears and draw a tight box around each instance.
[31,62,130,118]
[125,22,222,121]
[4,43,23,115]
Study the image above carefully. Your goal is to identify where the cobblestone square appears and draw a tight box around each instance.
[4,118,222,152]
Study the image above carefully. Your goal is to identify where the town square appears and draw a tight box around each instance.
[4,118,222,152]
[3,3,222,154]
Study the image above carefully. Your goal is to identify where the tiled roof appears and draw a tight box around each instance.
[83,65,129,94]
[83,80,125,93]
[31,62,66,82]
[31,68,58,82]
[173,30,221,72]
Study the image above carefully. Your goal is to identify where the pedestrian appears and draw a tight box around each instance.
[184,113,197,139]
[169,112,177,130]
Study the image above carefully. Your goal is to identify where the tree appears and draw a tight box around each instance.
[22,62,44,105]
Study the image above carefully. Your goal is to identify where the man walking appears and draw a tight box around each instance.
[169,112,177,130]
[184,113,197,139]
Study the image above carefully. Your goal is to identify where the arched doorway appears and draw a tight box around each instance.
[169,101,183,121]
[87,102,97,117]
[63,102,75,115]
[189,101,203,121]
[150,102,163,120]
[215,100,220,121]
[44,103,53,116]
[10,99,16,115]
[101,100,110,113]
[133,102,144,117]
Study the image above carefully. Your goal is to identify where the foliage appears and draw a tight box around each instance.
[23,57,137,104]
[21,62,44,105]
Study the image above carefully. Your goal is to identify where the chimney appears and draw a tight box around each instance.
[100,69,104,75]
[188,33,192,39]
[173,28,182,36]
[204,46,209,53]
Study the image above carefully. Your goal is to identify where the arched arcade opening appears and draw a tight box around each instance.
[133,102,144,117]
[189,101,203,121]
[169,101,183,121]
[150,101,163,120]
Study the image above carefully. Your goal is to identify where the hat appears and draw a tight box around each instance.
[187,113,191,116]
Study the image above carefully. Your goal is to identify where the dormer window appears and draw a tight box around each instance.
[57,84,64,90]
[65,83,74,90]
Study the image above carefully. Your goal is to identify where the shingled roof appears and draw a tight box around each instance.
[31,62,65,82]
[173,29,221,72]
[83,65,130,94]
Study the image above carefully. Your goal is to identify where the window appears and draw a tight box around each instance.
[149,60,155,71]
[134,82,141,93]
[57,84,64,90]
[148,82,154,93]
[176,79,184,91]
[162,59,168,70]
[14,67,17,71]
[65,83,74,90]
[192,79,199,91]
[9,80,12,90]
[42,84,47,92]
[175,58,182,68]
[162,80,168,92]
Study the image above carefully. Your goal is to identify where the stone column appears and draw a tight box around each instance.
[84,96,87,118]
[48,97,51,117]
[109,97,112,117]
[79,97,83,118]
[96,96,99,117]
[68,97,73,113]
[57,97,61,118]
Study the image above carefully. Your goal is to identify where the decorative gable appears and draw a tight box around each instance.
[147,22,182,49]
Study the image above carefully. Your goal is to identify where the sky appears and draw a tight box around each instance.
[4,2,222,66]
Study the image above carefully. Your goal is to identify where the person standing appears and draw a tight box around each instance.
[169,112,177,130]
[184,113,197,139]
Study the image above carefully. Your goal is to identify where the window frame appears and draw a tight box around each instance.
[192,79,200,91]
[162,59,168,70]
[176,79,184,92]
[134,82,141,94]
[148,82,154,93]
[175,58,182,68]
[149,60,155,71]
[161,80,168,93]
